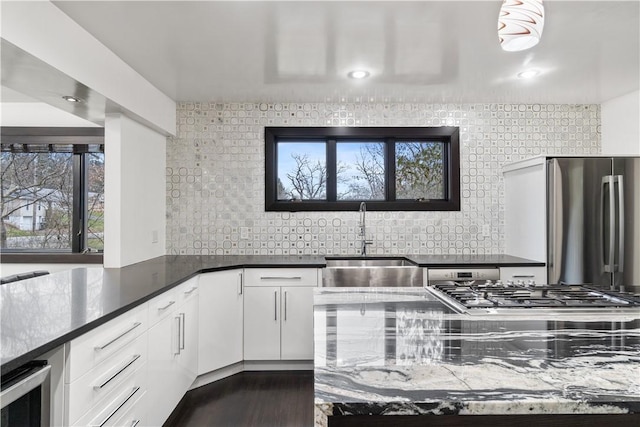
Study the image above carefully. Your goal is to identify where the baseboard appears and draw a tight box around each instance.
[190,360,313,390]
[243,360,313,371]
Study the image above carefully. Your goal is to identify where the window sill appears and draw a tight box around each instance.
[0,253,103,264]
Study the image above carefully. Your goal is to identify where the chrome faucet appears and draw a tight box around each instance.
[359,202,373,256]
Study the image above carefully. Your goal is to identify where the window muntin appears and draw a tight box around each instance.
[1,127,104,253]
[265,127,460,211]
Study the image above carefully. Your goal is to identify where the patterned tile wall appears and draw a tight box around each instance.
[166,102,600,255]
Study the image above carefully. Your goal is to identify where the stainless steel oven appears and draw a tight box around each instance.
[1,361,51,427]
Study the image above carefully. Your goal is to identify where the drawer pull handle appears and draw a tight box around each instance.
[131,421,140,427]
[94,354,141,390]
[91,386,140,427]
[184,287,197,295]
[157,300,176,311]
[95,322,142,351]
[512,275,535,278]
[260,276,302,280]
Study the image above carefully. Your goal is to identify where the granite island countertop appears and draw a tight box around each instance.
[0,253,541,375]
[313,288,640,426]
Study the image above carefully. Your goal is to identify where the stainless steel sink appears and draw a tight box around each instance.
[323,257,423,287]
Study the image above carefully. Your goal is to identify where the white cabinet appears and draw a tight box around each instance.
[64,303,148,426]
[198,270,244,375]
[146,277,198,427]
[500,266,547,285]
[243,268,318,361]
[280,286,315,360]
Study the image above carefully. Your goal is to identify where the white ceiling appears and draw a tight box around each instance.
[41,1,640,104]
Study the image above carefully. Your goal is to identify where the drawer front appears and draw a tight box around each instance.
[176,277,199,306]
[67,302,148,383]
[244,268,318,287]
[72,372,146,427]
[67,333,147,425]
[500,266,547,285]
[147,286,179,327]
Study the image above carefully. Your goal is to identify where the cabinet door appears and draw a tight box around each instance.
[177,291,199,390]
[146,311,180,427]
[244,286,281,360]
[280,286,315,360]
[198,270,244,375]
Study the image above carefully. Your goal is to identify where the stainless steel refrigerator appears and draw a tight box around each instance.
[547,157,640,293]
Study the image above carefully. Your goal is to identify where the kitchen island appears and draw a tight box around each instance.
[313,288,640,426]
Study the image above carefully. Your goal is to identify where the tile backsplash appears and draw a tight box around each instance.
[166,102,600,256]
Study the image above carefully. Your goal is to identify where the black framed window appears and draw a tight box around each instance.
[1,127,104,253]
[265,127,460,211]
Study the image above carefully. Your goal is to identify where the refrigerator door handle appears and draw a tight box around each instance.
[616,175,624,273]
[602,175,616,273]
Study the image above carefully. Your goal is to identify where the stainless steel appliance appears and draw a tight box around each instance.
[547,157,640,293]
[1,360,51,426]
[426,267,640,315]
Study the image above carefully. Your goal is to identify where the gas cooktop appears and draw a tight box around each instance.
[427,281,640,314]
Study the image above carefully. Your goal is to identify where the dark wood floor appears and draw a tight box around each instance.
[163,371,314,427]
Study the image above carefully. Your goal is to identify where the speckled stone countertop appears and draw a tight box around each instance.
[313,288,640,426]
[0,254,541,375]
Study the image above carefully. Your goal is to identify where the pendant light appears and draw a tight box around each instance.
[498,0,545,52]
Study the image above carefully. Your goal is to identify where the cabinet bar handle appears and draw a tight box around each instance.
[131,421,140,427]
[93,354,141,390]
[261,276,302,280]
[284,291,288,321]
[184,287,197,295]
[274,291,278,321]
[94,322,142,351]
[157,300,175,311]
[180,313,186,350]
[512,275,535,278]
[90,386,140,427]
[239,272,243,295]
[175,316,181,355]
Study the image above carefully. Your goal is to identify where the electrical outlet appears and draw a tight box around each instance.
[482,225,491,237]
[152,230,159,243]
[240,227,249,239]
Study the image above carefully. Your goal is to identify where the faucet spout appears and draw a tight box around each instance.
[359,202,373,256]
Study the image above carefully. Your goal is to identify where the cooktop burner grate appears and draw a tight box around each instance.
[431,282,640,309]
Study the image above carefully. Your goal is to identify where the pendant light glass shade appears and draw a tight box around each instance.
[498,0,545,52]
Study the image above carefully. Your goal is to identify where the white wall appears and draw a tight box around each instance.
[601,90,640,155]
[104,114,166,267]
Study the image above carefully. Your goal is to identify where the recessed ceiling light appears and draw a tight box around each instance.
[517,70,540,79]
[347,70,370,79]
[62,95,82,103]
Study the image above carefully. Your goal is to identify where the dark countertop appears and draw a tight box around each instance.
[0,254,541,375]
[313,288,640,424]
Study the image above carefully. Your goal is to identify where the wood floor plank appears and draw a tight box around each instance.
[164,371,314,427]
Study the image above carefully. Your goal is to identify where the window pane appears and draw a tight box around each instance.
[277,142,326,200]
[395,141,445,200]
[1,152,74,250]
[87,153,105,251]
[336,141,385,200]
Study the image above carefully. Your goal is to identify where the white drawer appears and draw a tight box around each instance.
[244,268,318,287]
[147,286,179,327]
[176,277,199,306]
[72,377,146,427]
[67,333,147,425]
[110,390,146,427]
[66,302,148,383]
[500,266,547,284]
